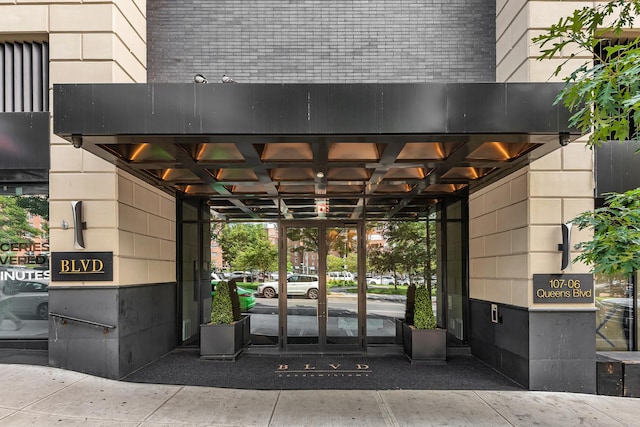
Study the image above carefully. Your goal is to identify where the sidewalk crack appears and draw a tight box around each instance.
[375,390,400,427]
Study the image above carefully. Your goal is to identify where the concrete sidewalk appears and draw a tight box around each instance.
[0,364,639,426]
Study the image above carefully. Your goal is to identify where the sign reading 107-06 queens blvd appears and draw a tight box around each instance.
[533,274,594,304]
[51,252,113,282]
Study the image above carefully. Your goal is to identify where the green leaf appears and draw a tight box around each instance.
[534,0,640,147]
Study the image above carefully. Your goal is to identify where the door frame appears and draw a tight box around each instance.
[278,220,366,353]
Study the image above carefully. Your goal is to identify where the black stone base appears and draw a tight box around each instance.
[469,299,596,393]
[48,283,177,379]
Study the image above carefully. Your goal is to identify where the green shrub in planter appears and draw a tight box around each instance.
[210,280,243,324]
[211,281,234,324]
[413,284,436,329]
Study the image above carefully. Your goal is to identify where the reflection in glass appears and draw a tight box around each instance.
[327,226,358,345]
[366,220,433,343]
[286,227,319,344]
[211,222,280,345]
[181,222,199,343]
[595,273,634,351]
[0,194,49,339]
[446,220,464,341]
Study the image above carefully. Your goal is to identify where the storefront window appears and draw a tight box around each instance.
[0,194,49,339]
[595,273,635,351]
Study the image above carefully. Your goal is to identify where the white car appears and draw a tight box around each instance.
[328,271,355,281]
[2,280,49,320]
[368,275,396,285]
[257,274,319,299]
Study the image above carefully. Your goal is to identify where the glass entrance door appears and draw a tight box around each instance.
[281,222,363,352]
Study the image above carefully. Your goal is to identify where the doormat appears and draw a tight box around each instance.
[124,350,523,391]
[275,360,372,379]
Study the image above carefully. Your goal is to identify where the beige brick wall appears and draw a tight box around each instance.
[497,1,640,83]
[474,1,597,308]
[497,1,594,83]
[2,1,175,286]
[469,143,594,308]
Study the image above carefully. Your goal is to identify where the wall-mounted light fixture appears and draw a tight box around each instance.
[72,201,87,249]
[558,222,572,270]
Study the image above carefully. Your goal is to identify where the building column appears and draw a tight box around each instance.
[40,1,176,379]
[469,143,595,392]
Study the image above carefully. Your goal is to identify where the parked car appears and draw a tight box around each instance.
[328,271,355,281]
[211,273,222,285]
[211,282,256,311]
[228,271,253,282]
[2,280,49,320]
[368,275,396,285]
[257,274,319,299]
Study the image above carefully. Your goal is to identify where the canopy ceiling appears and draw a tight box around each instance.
[53,83,579,221]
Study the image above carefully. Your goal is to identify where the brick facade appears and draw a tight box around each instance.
[148,0,495,83]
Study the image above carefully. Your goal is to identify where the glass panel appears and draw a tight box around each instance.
[181,221,199,343]
[286,227,319,344]
[0,194,49,339]
[436,209,445,328]
[365,221,426,343]
[212,222,279,345]
[446,219,464,341]
[595,273,634,350]
[326,226,358,345]
[446,200,462,220]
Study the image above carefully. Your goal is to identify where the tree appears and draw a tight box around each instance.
[368,245,401,287]
[326,254,344,273]
[534,0,640,147]
[214,223,273,272]
[326,227,357,258]
[367,221,431,289]
[235,239,278,276]
[0,196,41,245]
[16,196,49,221]
[535,1,640,275]
[286,227,318,253]
[571,189,640,276]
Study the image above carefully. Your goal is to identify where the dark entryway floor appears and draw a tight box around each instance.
[123,349,524,391]
[0,347,524,391]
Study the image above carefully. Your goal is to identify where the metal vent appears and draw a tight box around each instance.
[0,41,49,112]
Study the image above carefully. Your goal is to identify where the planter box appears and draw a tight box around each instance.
[395,318,405,345]
[402,322,446,363]
[200,316,247,360]
[242,315,251,346]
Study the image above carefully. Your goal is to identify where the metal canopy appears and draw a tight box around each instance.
[53,83,579,221]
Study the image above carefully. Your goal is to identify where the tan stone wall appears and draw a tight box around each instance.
[115,171,176,285]
[470,0,597,308]
[469,144,594,308]
[2,1,176,286]
[497,1,640,83]
[469,167,530,306]
[497,1,594,83]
